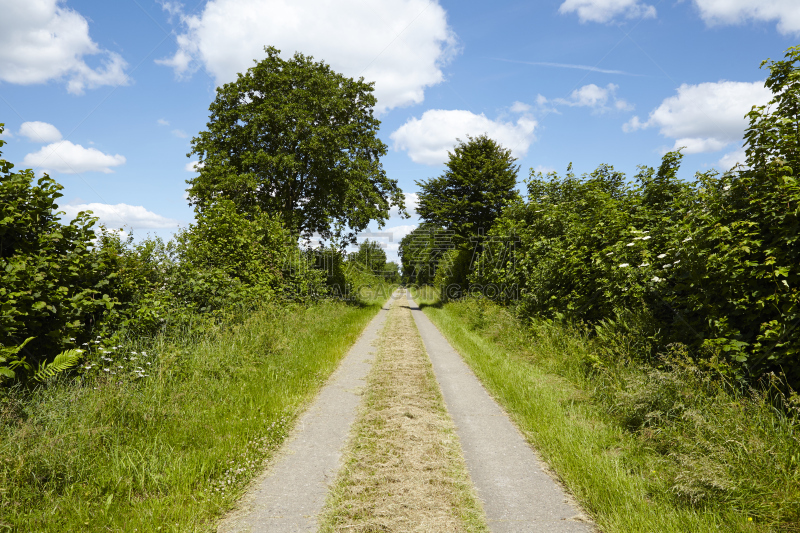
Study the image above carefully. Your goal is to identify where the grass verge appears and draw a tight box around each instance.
[412,289,800,533]
[0,292,391,532]
[318,293,488,533]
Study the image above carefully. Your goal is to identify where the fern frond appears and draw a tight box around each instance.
[0,337,34,362]
[34,349,84,382]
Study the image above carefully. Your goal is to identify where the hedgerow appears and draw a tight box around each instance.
[472,46,800,383]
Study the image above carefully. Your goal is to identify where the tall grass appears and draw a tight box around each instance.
[0,292,390,532]
[413,291,800,532]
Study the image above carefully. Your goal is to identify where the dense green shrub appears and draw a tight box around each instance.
[472,46,800,382]
[0,127,116,372]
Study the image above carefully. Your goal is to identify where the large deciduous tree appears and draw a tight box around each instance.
[415,134,519,242]
[187,46,406,243]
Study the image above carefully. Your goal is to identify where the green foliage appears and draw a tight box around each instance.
[0,338,33,381]
[0,126,117,370]
[398,224,453,285]
[0,298,385,531]
[33,349,83,382]
[348,239,387,276]
[187,46,406,243]
[416,134,519,243]
[473,45,800,382]
[424,296,800,531]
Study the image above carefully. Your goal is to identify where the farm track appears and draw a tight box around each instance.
[217,290,593,532]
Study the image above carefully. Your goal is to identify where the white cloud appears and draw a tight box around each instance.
[541,84,631,113]
[534,165,557,174]
[19,121,62,143]
[60,203,180,229]
[510,101,532,113]
[557,83,613,107]
[718,147,747,170]
[156,0,458,113]
[615,99,634,111]
[185,160,203,172]
[157,118,170,126]
[389,192,419,217]
[0,0,130,94]
[390,109,537,165]
[623,80,771,153]
[559,0,656,23]
[23,141,126,173]
[172,129,188,138]
[693,0,800,35]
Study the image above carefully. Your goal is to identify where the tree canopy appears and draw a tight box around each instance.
[415,134,519,242]
[187,46,406,243]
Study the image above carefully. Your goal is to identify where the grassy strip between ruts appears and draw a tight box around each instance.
[412,288,791,533]
[0,288,395,532]
[318,293,489,533]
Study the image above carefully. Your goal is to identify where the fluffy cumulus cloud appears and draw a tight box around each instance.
[390,109,537,165]
[156,0,457,113]
[693,0,800,35]
[23,141,126,173]
[60,203,180,229]
[185,160,204,172]
[0,0,129,94]
[552,83,633,111]
[18,121,62,143]
[559,0,656,23]
[623,80,771,153]
[389,192,419,218]
[718,147,747,170]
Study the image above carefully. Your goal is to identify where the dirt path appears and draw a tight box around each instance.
[217,291,593,532]
[318,293,488,532]
[408,295,593,532]
[217,298,392,533]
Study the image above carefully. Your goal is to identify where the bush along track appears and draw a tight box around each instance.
[416,293,800,533]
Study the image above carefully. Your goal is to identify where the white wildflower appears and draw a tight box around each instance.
[606,252,613,256]
[657,254,667,259]
[626,242,635,246]
[640,263,650,267]
[682,237,692,243]
[663,263,672,268]
[619,263,630,268]
[642,235,651,240]
[652,276,662,282]
[103,368,110,372]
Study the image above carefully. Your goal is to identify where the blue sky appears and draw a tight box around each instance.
[0,0,796,260]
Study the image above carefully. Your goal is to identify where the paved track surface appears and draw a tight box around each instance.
[217,299,391,533]
[218,292,594,532]
[408,295,594,533]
